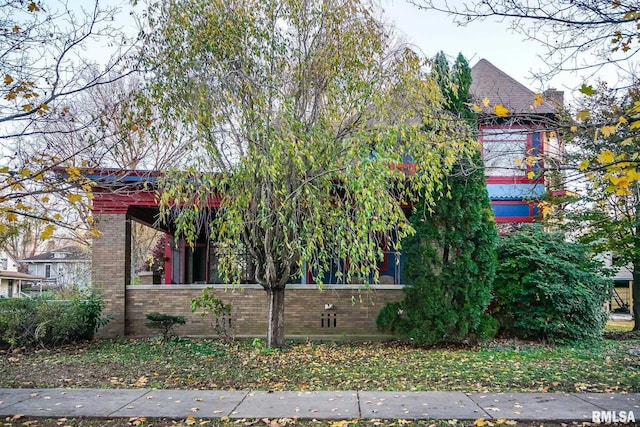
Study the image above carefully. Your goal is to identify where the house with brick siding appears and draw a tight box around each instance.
[83,59,562,339]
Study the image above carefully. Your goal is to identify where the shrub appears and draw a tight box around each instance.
[0,292,109,349]
[145,312,186,342]
[492,225,612,342]
[191,287,234,342]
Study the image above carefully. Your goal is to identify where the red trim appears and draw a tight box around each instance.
[92,188,223,214]
[486,177,544,184]
[379,239,389,272]
[390,163,416,175]
[92,189,159,214]
[491,200,535,205]
[164,235,172,284]
[495,216,535,223]
[480,124,545,184]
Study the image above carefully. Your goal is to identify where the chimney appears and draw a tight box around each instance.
[543,88,564,108]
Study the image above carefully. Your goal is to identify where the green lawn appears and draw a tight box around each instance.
[1,337,639,394]
[2,336,639,427]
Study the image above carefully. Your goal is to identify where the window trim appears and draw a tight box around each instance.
[480,125,544,184]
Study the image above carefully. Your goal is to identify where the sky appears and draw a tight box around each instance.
[85,0,623,106]
[381,1,579,96]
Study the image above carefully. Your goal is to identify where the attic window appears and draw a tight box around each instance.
[53,252,67,259]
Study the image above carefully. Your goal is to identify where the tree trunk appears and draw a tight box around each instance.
[266,286,286,348]
[633,265,640,331]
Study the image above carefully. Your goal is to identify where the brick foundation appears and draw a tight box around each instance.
[124,284,403,339]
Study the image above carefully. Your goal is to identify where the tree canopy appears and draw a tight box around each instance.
[140,0,476,347]
[377,52,497,345]
[1,0,137,240]
[553,83,640,330]
[412,0,640,77]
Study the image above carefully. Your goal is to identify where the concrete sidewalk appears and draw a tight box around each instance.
[1,389,639,422]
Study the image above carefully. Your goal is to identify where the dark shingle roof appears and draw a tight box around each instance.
[21,246,90,262]
[470,59,557,116]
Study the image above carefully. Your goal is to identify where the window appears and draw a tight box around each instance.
[0,258,7,270]
[482,128,528,177]
[45,264,52,278]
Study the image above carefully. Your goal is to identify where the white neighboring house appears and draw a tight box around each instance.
[600,251,634,314]
[0,249,44,298]
[20,246,91,290]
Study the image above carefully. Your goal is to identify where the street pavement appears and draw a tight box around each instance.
[1,388,640,422]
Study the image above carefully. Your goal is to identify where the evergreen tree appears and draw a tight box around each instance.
[378,53,498,345]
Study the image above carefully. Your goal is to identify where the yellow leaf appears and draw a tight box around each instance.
[41,196,50,203]
[619,116,628,125]
[4,74,13,86]
[578,160,589,171]
[600,125,617,137]
[494,104,509,118]
[0,224,8,233]
[6,212,18,222]
[12,25,20,33]
[533,93,544,107]
[66,193,83,203]
[473,418,487,427]
[597,150,615,164]
[65,166,81,178]
[527,171,535,179]
[622,137,634,145]
[40,224,55,240]
[482,97,490,107]
[22,104,32,112]
[28,2,40,12]
[576,109,591,122]
[53,214,62,221]
[0,166,9,173]
[19,168,31,177]
[630,120,640,130]
[185,415,197,425]
[570,125,578,132]
[134,376,148,387]
[473,104,483,112]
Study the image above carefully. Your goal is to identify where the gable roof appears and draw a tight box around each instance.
[0,250,18,269]
[20,246,90,263]
[470,59,558,116]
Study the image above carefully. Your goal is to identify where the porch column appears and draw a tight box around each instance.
[92,213,131,337]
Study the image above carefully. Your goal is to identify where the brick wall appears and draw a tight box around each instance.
[92,213,131,337]
[124,284,403,339]
[92,212,404,340]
